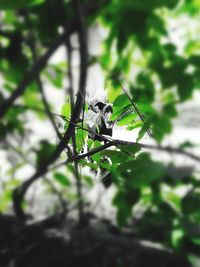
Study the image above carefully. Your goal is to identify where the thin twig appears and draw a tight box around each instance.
[0,30,69,119]
[44,177,67,213]
[66,33,84,224]
[120,83,152,136]
[37,78,63,140]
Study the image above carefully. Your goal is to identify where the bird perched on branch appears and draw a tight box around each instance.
[85,99,114,142]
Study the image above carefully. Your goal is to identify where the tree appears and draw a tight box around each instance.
[0,0,200,266]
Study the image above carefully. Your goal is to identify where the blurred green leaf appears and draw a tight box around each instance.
[61,103,71,118]
[54,172,71,187]
[117,153,164,188]
[0,0,44,10]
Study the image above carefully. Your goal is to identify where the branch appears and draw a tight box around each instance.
[0,0,102,119]
[76,138,200,163]
[27,28,63,142]
[54,138,200,170]
[12,0,88,221]
[11,103,200,164]
[44,177,67,213]
[0,30,69,119]
[66,33,84,224]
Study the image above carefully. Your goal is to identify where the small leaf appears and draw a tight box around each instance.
[106,81,121,102]
[136,119,151,142]
[76,128,87,152]
[117,113,137,126]
[54,172,71,187]
[180,141,195,149]
[61,103,71,118]
[113,94,130,110]
[127,120,143,131]
[83,175,93,187]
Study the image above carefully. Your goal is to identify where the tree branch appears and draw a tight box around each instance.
[0,0,103,119]
[12,0,88,221]
[66,31,84,224]
[11,103,200,164]
[0,30,69,119]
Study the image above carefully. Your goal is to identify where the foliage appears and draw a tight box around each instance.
[0,0,200,266]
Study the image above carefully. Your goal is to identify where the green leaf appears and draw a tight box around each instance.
[54,172,71,187]
[0,0,44,9]
[110,104,132,121]
[177,74,194,101]
[136,119,151,142]
[113,188,140,226]
[79,160,98,171]
[76,128,87,152]
[119,144,141,155]
[117,153,164,188]
[163,103,177,118]
[152,114,172,143]
[180,141,195,149]
[106,81,121,102]
[83,175,94,187]
[61,103,71,118]
[36,141,56,167]
[113,94,130,110]
[181,192,200,215]
[127,120,143,131]
[101,150,129,165]
[117,112,137,126]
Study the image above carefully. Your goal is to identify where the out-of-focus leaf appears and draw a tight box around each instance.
[119,143,141,155]
[106,81,121,102]
[163,103,177,118]
[180,141,195,149]
[54,172,71,187]
[36,141,56,167]
[101,150,129,165]
[61,103,71,118]
[177,74,194,101]
[117,153,164,188]
[152,114,172,143]
[136,119,152,142]
[182,192,200,215]
[83,175,93,187]
[76,128,87,152]
[113,188,140,227]
[0,0,44,10]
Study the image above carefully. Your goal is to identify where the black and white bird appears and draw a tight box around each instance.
[85,99,114,142]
